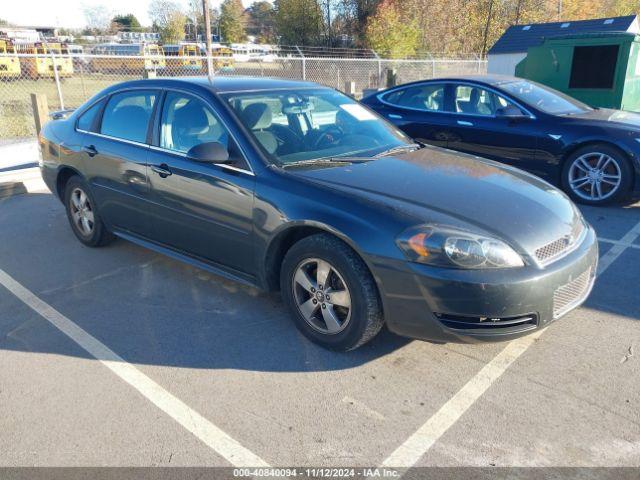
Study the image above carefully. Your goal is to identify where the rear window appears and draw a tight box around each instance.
[76,100,104,132]
[100,91,157,143]
[569,45,619,89]
[383,84,446,112]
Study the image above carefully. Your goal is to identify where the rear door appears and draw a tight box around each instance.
[376,83,454,148]
[79,89,158,237]
[146,90,256,275]
[447,83,541,173]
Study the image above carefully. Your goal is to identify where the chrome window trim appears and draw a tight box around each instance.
[147,145,255,176]
[160,87,256,176]
[77,129,150,148]
[377,80,537,120]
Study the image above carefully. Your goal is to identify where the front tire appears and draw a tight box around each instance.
[280,234,384,351]
[561,144,633,205]
[63,176,115,247]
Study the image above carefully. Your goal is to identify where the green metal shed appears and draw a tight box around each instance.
[515,32,640,111]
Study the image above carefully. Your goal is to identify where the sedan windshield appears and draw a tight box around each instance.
[223,88,412,165]
[500,80,591,115]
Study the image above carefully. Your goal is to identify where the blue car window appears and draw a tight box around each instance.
[383,84,446,112]
[76,100,103,132]
[160,92,229,154]
[101,91,156,143]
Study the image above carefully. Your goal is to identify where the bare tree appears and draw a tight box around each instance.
[83,4,113,33]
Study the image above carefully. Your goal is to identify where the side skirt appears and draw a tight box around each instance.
[113,229,261,290]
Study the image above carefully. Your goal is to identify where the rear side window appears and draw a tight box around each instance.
[569,45,619,89]
[100,91,157,143]
[383,84,446,112]
[76,100,104,132]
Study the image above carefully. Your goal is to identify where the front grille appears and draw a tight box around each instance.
[553,267,592,318]
[435,313,538,332]
[535,221,585,264]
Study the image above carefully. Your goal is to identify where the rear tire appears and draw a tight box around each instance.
[63,176,115,247]
[280,234,384,351]
[561,144,633,205]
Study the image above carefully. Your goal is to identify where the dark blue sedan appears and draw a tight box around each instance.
[362,75,640,205]
[38,77,598,350]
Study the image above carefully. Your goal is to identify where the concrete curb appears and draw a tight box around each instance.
[0,167,49,198]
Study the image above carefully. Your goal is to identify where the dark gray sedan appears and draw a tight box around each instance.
[38,77,598,350]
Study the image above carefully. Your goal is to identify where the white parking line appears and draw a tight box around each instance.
[598,237,640,250]
[382,221,640,469]
[0,269,270,468]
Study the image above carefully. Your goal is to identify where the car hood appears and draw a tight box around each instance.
[568,107,640,127]
[290,146,582,257]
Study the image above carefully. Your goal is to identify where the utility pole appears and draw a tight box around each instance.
[481,0,494,58]
[203,0,213,78]
[557,0,562,21]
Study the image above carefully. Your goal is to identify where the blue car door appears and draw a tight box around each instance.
[446,83,543,176]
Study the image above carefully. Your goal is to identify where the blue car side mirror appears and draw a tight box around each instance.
[187,142,231,164]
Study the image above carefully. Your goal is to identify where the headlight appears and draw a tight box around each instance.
[396,225,524,269]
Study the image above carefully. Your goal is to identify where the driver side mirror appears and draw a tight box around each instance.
[187,142,232,164]
[496,104,528,120]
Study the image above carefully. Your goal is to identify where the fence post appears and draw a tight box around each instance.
[432,59,436,78]
[31,93,49,136]
[344,81,356,97]
[295,46,305,80]
[49,51,64,110]
[377,59,382,86]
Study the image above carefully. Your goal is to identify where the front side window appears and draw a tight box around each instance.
[77,100,104,132]
[224,88,411,165]
[101,90,157,143]
[500,79,590,115]
[160,92,230,154]
[383,84,446,112]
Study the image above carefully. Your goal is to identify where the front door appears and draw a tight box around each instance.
[146,91,256,275]
[447,84,541,174]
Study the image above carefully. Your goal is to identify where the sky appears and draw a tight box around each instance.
[2,0,260,29]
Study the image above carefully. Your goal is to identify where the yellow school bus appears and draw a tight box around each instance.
[0,38,20,79]
[164,43,202,73]
[91,43,166,73]
[17,42,74,79]
[210,45,234,71]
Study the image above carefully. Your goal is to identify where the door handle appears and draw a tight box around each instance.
[82,145,98,157]
[457,120,474,126]
[388,114,403,119]
[151,164,172,178]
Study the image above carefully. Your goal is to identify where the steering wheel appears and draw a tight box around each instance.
[313,127,344,149]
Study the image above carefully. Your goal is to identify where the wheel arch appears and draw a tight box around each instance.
[261,221,375,293]
[561,139,635,170]
[55,166,83,201]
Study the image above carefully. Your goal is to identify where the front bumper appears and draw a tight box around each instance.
[370,225,598,343]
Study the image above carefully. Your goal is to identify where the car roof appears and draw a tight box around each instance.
[100,76,322,95]
[365,75,524,98]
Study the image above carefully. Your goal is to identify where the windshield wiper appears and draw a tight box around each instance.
[282,157,374,168]
[374,143,421,157]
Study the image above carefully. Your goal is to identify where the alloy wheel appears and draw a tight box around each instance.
[69,187,95,236]
[292,258,352,334]
[568,152,622,202]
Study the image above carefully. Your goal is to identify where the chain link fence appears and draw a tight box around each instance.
[0,53,486,141]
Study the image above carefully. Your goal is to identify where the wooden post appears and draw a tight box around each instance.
[31,93,49,136]
[386,68,397,88]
